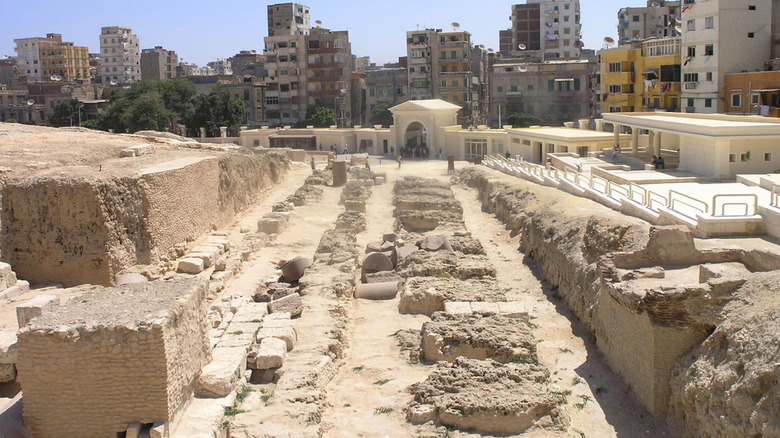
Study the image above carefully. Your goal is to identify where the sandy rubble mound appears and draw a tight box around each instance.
[408,357,569,435]
[396,250,495,280]
[668,271,780,438]
[421,313,537,363]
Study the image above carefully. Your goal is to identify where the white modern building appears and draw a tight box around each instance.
[100,26,140,85]
[13,34,63,82]
[680,0,771,113]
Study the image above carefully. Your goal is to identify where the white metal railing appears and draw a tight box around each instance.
[712,194,758,216]
[670,190,709,217]
[773,184,780,208]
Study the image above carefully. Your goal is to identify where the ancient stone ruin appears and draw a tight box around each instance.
[0,124,778,438]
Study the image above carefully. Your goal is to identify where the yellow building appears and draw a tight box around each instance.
[600,37,681,114]
[41,42,91,83]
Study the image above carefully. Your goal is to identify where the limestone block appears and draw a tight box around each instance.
[0,281,29,300]
[344,200,366,213]
[0,363,16,382]
[497,302,529,322]
[257,218,284,234]
[231,302,269,323]
[192,244,223,257]
[119,144,155,158]
[252,337,287,370]
[256,326,297,351]
[126,422,142,438]
[470,302,501,315]
[0,262,15,290]
[407,403,436,424]
[262,318,293,329]
[116,273,148,286]
[0,332,18,364]
[209,237,230,252]
[178,257,205,274]
[443,301,472,316]
[196,346,248,398]
[150,421,167,438]
[374,176,385,185]
[268,293,303,317]
[16,295,60,328]
[265,312,292,321]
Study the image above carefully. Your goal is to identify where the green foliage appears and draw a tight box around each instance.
[374,406,393,415]
[304,106,337,128]
[4,119,18,123]
[369,103,393,127]
[507,112,542,128]
[49,98,84,127]
[93,79,196,133]
[223,406,245,416]
[185,86,245,137]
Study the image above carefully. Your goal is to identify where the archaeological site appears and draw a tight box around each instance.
[0,119,778,438]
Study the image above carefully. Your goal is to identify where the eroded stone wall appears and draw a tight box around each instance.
[1,151,289,286]
[15,277,210,438]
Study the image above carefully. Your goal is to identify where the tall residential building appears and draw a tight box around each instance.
[13,34,66,81]
[230,50,266,76]
[617,1,681,44]
[40,41,90,83]
[99,26,140,84]
[267,3,311,37]
[141,46,178,81]
[681,1,771,113]
[599,37,682,114]
[307,27,353,126]
[500,1,582,60]
[365,65,408,113]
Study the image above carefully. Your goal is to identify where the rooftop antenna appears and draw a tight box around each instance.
[603,36,616,48]
[451,22,460,31]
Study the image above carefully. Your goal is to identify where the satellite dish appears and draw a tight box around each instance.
[122,33,128,39]
[50,74,58,81]
[518,43,527,50]
[518,63,528,72]
[110,79,118,86]
[26,99,35,106]
[674,16,682,25]
[315,20,322,27]
[477,44,484,50]
[487,48,494,54]
[451,22,460,30]
[603,36,616,47]
[250,50,256,54]
[649,1,660,7]
[675,24,683,33]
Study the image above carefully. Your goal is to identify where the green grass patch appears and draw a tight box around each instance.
[373,379,391,386]
[374,406,393,415]
[223,406,245,417]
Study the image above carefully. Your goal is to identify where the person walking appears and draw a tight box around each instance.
[397,154,403,169]
[365,156,371,171]
[343,145,348,155]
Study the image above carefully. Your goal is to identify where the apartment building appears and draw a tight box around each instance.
[230,51,267,76]
[99,26,140,84]
[500,1,582,60]
[681,0,771,113]
[14,34,67,82]
[724,71,780,116]
[600,37,682,114]
[617,1,680,44]
[490,58,594,126]
[306,27,353,126]
[364,65,408,113]
[267,3,310,37]
[141,46,178,81]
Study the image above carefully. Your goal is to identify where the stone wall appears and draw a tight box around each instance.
[1,151,289,286]
[16,277,210,438]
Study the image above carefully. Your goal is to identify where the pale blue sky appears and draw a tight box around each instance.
[2,0,650,66]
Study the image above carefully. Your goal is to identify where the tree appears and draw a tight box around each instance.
[93,80,196,133]
[185,87,245,137]
[49,98,84,127]
[120,92,173,133]
[369,103,393,127]
[304,106,337,128]
[506,112,542,128]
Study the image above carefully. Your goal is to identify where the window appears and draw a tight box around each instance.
[493,141,504,154]
[731,93,742,107]
[266,96,279,105]
[608,62,621,72]
[740,153,748,162]
[705,16,714,29]
[748,5,756,10]
[751,94,760,105]
[308,41,319,49]
[706,72,713,81]
[748,32,755,38]
[765,153,773,162]
[661,65,681,82]
[633,15,640,22]
[496,86,503,92]
[687,20,695,31]
[687,98,695,107]
[609,106,622,112]
[705,99,712,108]
[253,140,260,147]
[527,84,534,91]
[684,73,699,82]
[687,46,696,57]
[729,154,737,163]
[704,44,714,56]
[465,138,488,160]
[440,51,447,59]
[609,84,621,93]
[510,85,518,92]
[441,81,447,88]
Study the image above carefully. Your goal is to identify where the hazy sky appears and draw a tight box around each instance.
[2,0,651,66]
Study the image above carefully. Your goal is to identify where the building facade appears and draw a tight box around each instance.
[724,70,780,116]
[365,66,408,114]
[600,37,682,114]
[617,1,681,45]
[267,3,310,37]
[681,0,771,113]
[14,34,67,82]
[141,46,178,81]
[99,26,140,84]
[501,1,582,60]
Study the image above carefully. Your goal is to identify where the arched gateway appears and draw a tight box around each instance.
[389,99,461,158]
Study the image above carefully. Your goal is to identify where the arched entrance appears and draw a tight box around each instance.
[403,121,429,158]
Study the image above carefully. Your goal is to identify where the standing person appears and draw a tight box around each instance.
[576,159,583,172]
[365,156,371,171]
[505,151,511,159]
[397,154,403,169]
[343,145,348,155]
[438,148,442,160]
[390,146,395,157]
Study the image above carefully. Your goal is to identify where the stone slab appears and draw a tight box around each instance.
[268,293,303,317]
[256,326,297,351]
[178,258,205,274]
[16,295,60,328]
[195,346,248,398]
[251,337,287,370]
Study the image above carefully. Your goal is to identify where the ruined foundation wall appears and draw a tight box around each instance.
[1,151,289,286]
[16,278,210,438]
